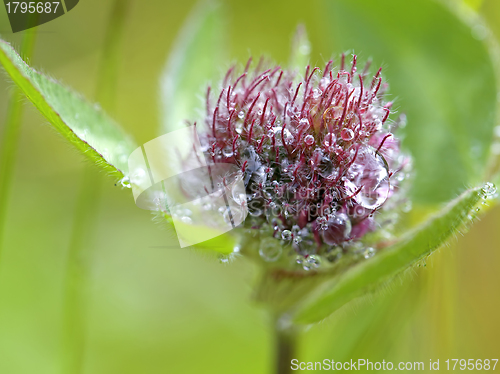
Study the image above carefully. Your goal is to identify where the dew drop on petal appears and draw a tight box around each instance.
[345,148,391,210]
[273,127,293,146]
[281,230,292,240]
[238,110,245,119]
[340,128,355,141]
[222,147,234,157]
[316,216,328,230]
[299,118,310,129]
[312,89,322,99]
[304,135,315,146]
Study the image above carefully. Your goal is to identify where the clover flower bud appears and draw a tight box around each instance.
[196,55,410,269]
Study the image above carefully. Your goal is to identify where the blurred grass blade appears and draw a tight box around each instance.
[0,39,136,179]
[294,186,486,324]
[160,0,227,134]
[0,30,37,257]
[289,24,311,74]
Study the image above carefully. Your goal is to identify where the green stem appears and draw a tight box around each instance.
[62,164,100,373]
[0,30,37,258]
[62,1,130,373]
[274,317,298,374]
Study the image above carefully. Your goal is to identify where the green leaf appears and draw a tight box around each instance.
[160,0,227,134]
[0,39,136,179]
[293,186,486,324]
[325,0,497,205]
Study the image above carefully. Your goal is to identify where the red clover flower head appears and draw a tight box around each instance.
[198,55,409,267]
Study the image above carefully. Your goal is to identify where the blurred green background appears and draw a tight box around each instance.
[1,0,500,373]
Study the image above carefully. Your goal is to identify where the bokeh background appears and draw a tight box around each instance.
[1,0,499,373]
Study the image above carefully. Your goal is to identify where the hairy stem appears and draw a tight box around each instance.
[61,1,130,372]
[0,31,37,259]
[274,318,298,374]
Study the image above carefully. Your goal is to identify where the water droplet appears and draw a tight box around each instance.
[326,247,342,262]
[340,128,355,141]
[118,176,131,188]
[316,216,328,230]
[304,134,315,146]
[363,247,375,259]
[482,182,497,198]
[222,147,234,157]
[344,148,390,210]
[273,127,293,146]
[259,238,282,262]
[299,118,310,129]
[312,89,322,99]
[293,236,302,244]
[303,255,321,271]
[322,213,352,245]
[235,122,243,134]
[281,230,292,240]
[323,133,336,147]
[238,110,245,119]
